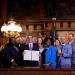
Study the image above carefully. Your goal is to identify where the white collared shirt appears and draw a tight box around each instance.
[69,40,74,44]
[62,43,65,46]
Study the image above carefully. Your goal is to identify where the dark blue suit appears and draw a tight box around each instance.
[0,51,3,67]
[20,43,39,67]
[3,43,19,68]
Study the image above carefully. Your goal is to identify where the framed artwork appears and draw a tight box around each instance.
[44,0,75,19]
[7,0,40,20]
[7,0,32,20]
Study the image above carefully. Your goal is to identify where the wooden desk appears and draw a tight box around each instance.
[0,68,75,75]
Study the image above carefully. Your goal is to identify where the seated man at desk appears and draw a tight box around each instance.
[20,35,39,67]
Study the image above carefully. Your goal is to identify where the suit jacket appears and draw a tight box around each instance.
[0,51,3,67]
[19,43,26,65]
[0,51,3,58]
[58,43,72,67]
[20,43,39,51]
[3,43,19,67]
[45,45,56,68]
[20,43,39,67]
[71,41,75,64]
[25,43,39,51]
[15,44,21,51]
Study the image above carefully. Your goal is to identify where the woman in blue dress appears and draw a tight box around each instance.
[41,38,56,68]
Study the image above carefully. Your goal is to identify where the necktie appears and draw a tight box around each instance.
[61,45,64,51]
[19,44,20,47]
[30,44,32,50]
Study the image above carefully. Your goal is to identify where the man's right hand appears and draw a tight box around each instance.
[22,50,26,56]
[58,49,64,55]
[11,60,17,68]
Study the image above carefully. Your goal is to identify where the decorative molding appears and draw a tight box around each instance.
[26,25,29,30]
[34,24,37,30]
[60,22,63,28]
[41,24,44,30]
[68,21,71,27]
[45,22,48,27]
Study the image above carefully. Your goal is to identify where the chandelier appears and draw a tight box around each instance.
[1,16,22,38]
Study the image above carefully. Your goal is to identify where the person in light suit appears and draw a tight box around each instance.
[68,33,75,68]
[41,38,56,68]
[58,36,72,68]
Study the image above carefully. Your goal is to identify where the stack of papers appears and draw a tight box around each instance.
[23,50,39,61]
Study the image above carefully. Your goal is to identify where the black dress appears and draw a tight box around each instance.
[41,49,47,68]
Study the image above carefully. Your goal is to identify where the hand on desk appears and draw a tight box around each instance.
[11,60,17,68]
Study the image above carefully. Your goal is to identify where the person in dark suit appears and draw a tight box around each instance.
[15,37,23,66]
[15,37,22,50]
[3,37,20,68]
[0,45,4,68]
[21,35,39,67]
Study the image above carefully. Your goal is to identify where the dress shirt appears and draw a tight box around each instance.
[69,40,74,44]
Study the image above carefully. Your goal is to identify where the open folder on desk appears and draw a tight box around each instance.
[23,50,39,61]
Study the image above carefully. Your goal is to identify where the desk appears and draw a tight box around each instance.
[0,68,75,75]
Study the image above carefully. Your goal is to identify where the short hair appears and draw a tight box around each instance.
[69,33,74,37]
[9,37,15,43]
[27,35,33,38]
[44,38,51,45]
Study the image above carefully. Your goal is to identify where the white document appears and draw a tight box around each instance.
[32,51,39,61]
[23,50,39,61]
[23,50,31,60]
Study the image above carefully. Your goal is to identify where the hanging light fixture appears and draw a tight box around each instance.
[1,15,22,38]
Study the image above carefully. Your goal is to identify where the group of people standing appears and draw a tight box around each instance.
[0,33,75,68]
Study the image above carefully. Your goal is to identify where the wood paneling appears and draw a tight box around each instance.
[0,68,75,75]
[16,19,75,37]
[0,38,6,46]
[58,31,75,41]
[1,0,7,21]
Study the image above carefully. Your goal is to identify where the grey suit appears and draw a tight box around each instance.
[70,41,75,68]
[58,43,72,68]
